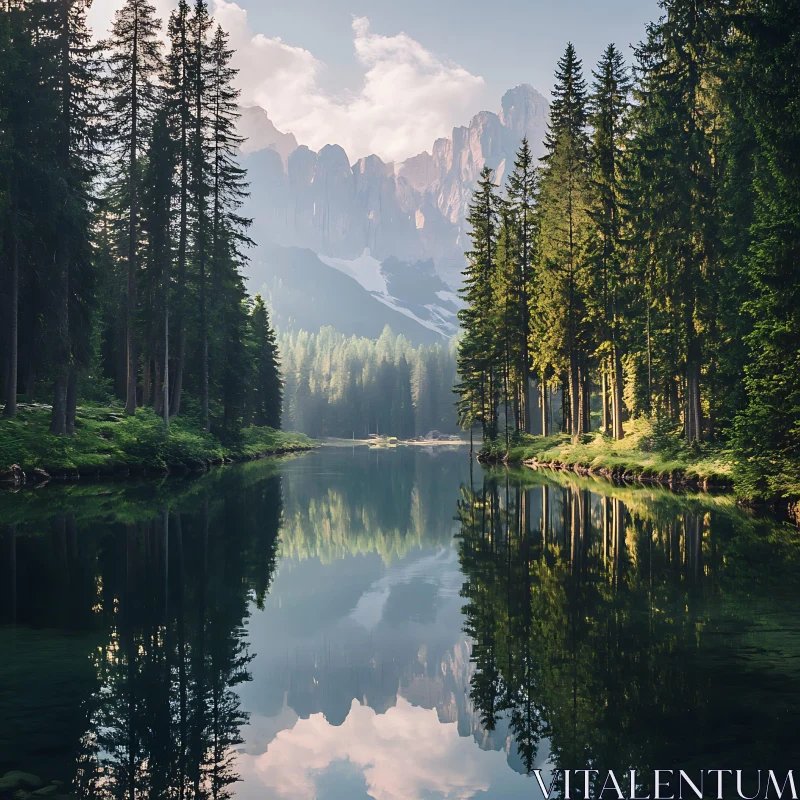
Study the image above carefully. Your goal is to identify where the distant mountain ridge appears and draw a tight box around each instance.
[238,85,549,341]
[239,84,549,285]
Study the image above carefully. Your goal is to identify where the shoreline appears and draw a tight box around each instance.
[477,427,735,493]
[520,456,731,492]
[478,439,800,524]
[321,437,468,448]
[0,405,316,491]
[477,450,731,492]
[0,443,317,491]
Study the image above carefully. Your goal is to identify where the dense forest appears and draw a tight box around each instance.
[456,0,800,500]
[0,0,282,437]
[280,325,458,439]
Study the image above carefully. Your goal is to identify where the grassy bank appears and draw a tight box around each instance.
[0,404,315,482]
[481,418,733,490]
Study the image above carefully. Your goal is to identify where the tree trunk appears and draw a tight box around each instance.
[3,176,19,418]
[685,358,702,442]
[163,274,169,433]
[154,355,163,417]
[582,367,591,434]
[196,15,209,432]
[142,357,151,407]
[171,164,188,416]
[523,372,532,435]
[612,345,624,440]
[124,10,140,416]
[65,368,78,434]
[125,270,137,415]
[200,270,208,429]
[569,353,580,441]
[50,222,70,435]
[24,360,36,405]
[51,1,72,435]
[669,378,680,424]
[601,366,609,435]
[541,379,548,437]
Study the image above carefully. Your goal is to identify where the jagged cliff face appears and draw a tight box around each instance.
[237,105,298,166]
[240,84,549,288]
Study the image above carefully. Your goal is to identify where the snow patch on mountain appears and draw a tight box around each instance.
[319,249,387,294]
[313,251,462,339]
[372,295,448,336]
[435,290,462,307]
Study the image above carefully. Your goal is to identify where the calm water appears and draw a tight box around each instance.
[2,447,800,799]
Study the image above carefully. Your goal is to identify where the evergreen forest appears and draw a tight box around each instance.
[280,326,458,439]
[455,0,800,501]
[0,0,281,440]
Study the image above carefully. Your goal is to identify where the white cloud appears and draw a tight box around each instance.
[235,697,532,800]
[86,0,486,164]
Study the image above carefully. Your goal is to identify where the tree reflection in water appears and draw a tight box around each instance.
[457,468,800,788]
[1,465,283,800]
[4,452,800,800]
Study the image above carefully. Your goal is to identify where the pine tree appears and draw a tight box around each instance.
[29,0,102,433]
[164,0,191,415]
[505,138,539,434]
[189,0,212,429]
[0,0,36,418]
[392,355,414,439]
[207,23,252,431]
[589,43,631,440]
[628,2,720,441]
[105,0,163,416]
[730,0,800,499]
[141,107,175,429]
[456,166,502,442]
[247,295,281,428]
[494,206,523,448]
[536,42,594,441]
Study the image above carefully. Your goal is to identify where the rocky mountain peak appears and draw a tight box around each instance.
[499,84,550,139]
[237,105,298,167]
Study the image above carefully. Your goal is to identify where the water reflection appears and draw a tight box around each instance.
[458,468,800,793]
[1,463,283,799]
[2,450,800,800]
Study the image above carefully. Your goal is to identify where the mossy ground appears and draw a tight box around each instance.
[482,417,733,487]
[0,404,314,475]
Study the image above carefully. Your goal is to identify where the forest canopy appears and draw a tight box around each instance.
[280,325,458,440]
[0,0,281,437]
[455,0,800,502]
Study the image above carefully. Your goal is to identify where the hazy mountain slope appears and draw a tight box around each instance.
[246,244,446,346]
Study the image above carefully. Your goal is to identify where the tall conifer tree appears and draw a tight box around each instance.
[189,0,212,429]
[589,43,630,440]
[536,42,593,441]
[457,167,501,441]
[505,137,538,434]
[105,0,163,416]
[164,0,192,415]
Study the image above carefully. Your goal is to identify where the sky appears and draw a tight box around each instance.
[87,0,662,163]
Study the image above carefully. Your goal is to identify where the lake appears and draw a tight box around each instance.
[1,447,800,800]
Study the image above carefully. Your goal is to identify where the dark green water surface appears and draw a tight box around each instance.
[2,447,800,799]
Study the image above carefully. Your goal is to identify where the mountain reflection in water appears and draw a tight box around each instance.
[1,447,800,799]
